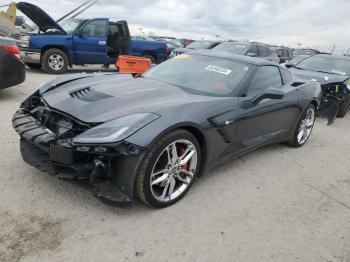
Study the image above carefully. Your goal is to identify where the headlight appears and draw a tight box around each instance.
[73,113,160,144]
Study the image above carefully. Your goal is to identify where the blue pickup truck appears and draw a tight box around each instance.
[16,2,167,74]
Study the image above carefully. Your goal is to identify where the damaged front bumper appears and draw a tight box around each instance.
[13,109,145,207]
[317,83,350,125]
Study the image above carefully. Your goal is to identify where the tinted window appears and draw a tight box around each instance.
[144,54,253,96]
[258,46,268,57]
[247,66,283,95]
[246,45,257,55]
[296,55,350,75]
[280,68,292,84]
[81,20,106,37]
[213,42,248,55]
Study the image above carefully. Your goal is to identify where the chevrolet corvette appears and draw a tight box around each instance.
[13,51,322,207]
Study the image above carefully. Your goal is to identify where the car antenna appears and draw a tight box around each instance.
[56,1,92,22]
[69,1,97,19]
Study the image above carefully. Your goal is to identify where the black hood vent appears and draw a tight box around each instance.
[69,87,112,102]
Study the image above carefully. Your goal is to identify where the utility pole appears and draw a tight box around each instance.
[215,34,220,40]
[139,27,143,36]
[297,43,302,49]
[331,44,336,54]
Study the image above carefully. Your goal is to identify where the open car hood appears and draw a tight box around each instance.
[16,2,66,33]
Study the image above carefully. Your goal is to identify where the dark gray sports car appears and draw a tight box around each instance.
[13,51,322,208]
[286,54,350,124]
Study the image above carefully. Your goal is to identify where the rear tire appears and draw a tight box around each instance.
[288,104,316,147]
[337,96,350,118]
[41,49,69,74]
[135,129,201,208]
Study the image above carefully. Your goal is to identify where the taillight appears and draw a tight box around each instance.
[2,45,20,59]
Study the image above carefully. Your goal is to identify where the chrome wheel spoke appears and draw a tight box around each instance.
[179,149,195,166]
[168,177,176,200]
[171,143,178,164]
[179,169,194,178]
[151,173,169,186]
[176,175,190,185]
[161,178,171,200]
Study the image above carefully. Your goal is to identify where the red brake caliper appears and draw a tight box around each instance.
[178,146,188,177]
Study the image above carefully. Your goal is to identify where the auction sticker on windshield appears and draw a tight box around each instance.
[175,54,190,59]
[205,65,232,75]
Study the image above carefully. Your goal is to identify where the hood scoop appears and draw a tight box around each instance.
[69,87,112,102]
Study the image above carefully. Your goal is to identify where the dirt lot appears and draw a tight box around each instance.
[0,68,350,262]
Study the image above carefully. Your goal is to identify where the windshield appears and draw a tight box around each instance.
[59,19,83,34]
[213,42,248,55]
[296,56,350,75]
[186,41,214,50]
[143,54,252,96]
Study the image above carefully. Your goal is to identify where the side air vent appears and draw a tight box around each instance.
[291,82,305,87]
[69,87,112,102]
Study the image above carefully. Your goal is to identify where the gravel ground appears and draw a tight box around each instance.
[0,67,350,262]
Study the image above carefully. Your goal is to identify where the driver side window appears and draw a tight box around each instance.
[247,66,283,96]
[81,20,106,37]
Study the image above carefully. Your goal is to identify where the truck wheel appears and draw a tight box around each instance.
[337,96,350,118]
[25,63,41,69]
[142,55,156,64]
[42,49,68,74]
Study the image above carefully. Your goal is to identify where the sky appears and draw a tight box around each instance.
[13,0,350,54]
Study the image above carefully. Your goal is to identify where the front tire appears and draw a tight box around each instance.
[337,96,350,118]
[289,104,316,147]
[135,129,201,208]
[41,49,68,74]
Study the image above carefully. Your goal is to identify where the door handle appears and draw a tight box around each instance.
[99,41,106,46]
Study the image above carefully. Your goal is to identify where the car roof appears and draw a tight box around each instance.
[313,54,350,60]
[188,49,280,66]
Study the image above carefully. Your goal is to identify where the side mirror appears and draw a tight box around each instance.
[252,88,284,105]
[246,52,256,57]
[284,62,294,68]
[77,30,84,37]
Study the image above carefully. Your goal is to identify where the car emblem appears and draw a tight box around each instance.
[225,120,234,125]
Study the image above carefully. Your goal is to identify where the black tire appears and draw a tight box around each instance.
[288,104,316,148]
[336,96,350,118]
[41,48,69,74]
[142,55,156,64]
[135,129,201,208]
[25,63,42,69]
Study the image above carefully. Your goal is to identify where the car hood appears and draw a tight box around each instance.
[16,2,66,33]
[289,67,349,85]
[40,73,228,123]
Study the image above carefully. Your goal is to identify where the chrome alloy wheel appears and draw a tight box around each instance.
[297,108,315,144]
[48,54,64,71]
[150,139,198,202]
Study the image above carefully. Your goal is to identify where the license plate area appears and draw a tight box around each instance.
[50,144,73,165]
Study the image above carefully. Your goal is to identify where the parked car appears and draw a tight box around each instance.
[15,2,167,73]
[293,48,319,57]
[275,47,293,63]
[169,40,221,58]
[13,50,321,207]
[281,55,310,68]
[213,41,280,63]
[286,54,350,123]
[0,36,25,90]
